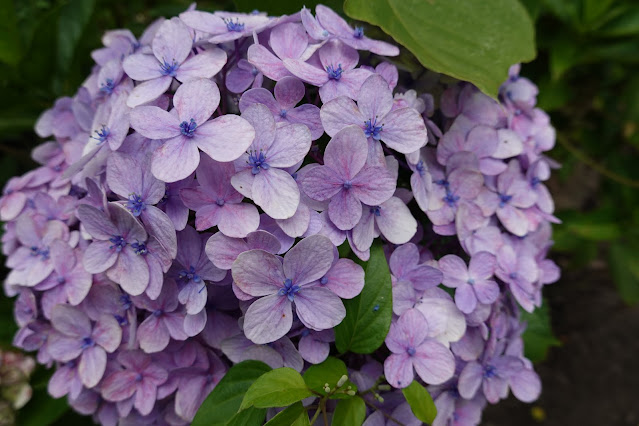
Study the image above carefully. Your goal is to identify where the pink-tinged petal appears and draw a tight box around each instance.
[274,76,305,109]
[480,157,508,175]
[473,279,500,305]
[457,361,483,399]
[252,168,300,220]
[194,115,255,162]
[247,230,281,253]
[76,204,118,239]
[138,315,169,353]
[380,107,428,154]
[362,38,400,56]
[376,62,398,89]
[106,249,150,296]
[130,106,180,139]
[468,251,496,280]
[315,4,351,36]
[179,187,215,212]
[82,242,116,275]
[126,76,173,108]
[384,353,414,388]
[466,125,499,157]
[51,304,91,338]
[497,205,529,237]
[300,165,343,201]
[324,125,368,178]
[47,334,83,361]
[92,315,122,352]
[319,39,358,71]
[329,189,362,230]
[455,283,477,314]
[183,310,207,336]
[243,294,292,344]
[48,365,76,398]
[438,255,469,287]
[276,203,310,237]
[179,11,227,33]
[241,103,277,152]
[412,340,455,385]
[175,48,227,83]
[79,346,107,388]
[351,166,396,205]
[0,192,27,221]
[287,104,323,140]
[217,203,260,238]
[175,375,210,421]
[205,233,248,270]
[320,96,363,137]
[358,74,393,119]
[282,58,328,86]
[134,381,157,416]
[122,54,162,81]
[322,68,371,102]
[376,197,417,244]
[239,88,279,114]
[102,371,138,402]
[270,23,308,60]
[299,333,330,364]
[151,136,199,183]
[389,243,419,277]
[152,18,192,65]
[267,123,311,167]
[284,235,334,285]
[173,78,220,124]
[247,44,290,81]
[294,286,345,330]
[142,206,177,258]
[510,368,541,403]
[232,249,285,296]
[351,207,375,251]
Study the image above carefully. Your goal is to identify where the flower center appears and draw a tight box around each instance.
[216,198,225,206]
[406,346,416,356]
[467,278,475,285]
[179,265,201,283]
[278,278,300,301]
[416,160,426,177]
[279,109,288,118]
[91,125,110,144]
[353,26,364,39]
[81,337,95,349]
[224,18,245,32]
[131,241,148,255]
[158,185,170,205]
[30,246,50,260]
[498,193,513,208]
[320,276,328,285]
[135,373,143,382]
[120,294,132,310]
[443,190,460,207]
[363,117,383,140]
[180,119,197,138]
[248,150,270,175]
[126,193,146,216]
[100,78,116,94]
[109,236,126,252]
[483,365,497,379]
[153,309,163,317]
[326,64,343,80]
[370,206,381,217]
[160,59,179,76]
[531,177,540,187]
[343,180,352,190]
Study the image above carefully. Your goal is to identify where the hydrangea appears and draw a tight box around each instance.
[1,4,560,425]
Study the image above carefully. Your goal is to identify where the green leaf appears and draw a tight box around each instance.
[240,368,313,410]
[401,381,437,424]
[335,241,392,354]
[609,242,639,305]
[599,5,639,37]
[303,357,357,399]
[521,301,561,362]
[343,0,536,98]
[226,406,267,426]
[264,402,308,426]
[192,360,271,426]
[332,396,366,426]
[0,0,22,65]
[233,0,343,16]
[56,0,96,79]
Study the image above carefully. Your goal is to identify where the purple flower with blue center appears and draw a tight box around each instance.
[231,104,311,220]
[129,78,255,183]
[232,235,346,344]
[384,309,456,388]
[495,244,538,312]
[321,74,428,165]
[122,18,227,107]
[226,59,264,94]
[47,304,122,388]
[351,196,418,252]
[300,125,396,230]
[179,10,271,44]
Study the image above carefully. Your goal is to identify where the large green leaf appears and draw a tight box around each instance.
[302,357,357,399]
[264,402,309,426]
[401,381,437,424]
[335,241,392,354]
[192,360,271,426]
[332,396,366,426]
[240,368,313,410]
[521,301,561,362]
[343,0,536,98]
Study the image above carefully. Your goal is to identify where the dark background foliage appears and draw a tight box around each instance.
[0,0,637,424]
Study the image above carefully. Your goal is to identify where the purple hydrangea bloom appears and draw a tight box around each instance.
[205,230,281,270]
[457,352,526,404]
[226,59,263,93]
[300,125,396,230]
[297,328,334,364]
[232,235,345,343]
[156,174,195,231]
[130,78,256,182]
[179,11,271,44]
[351,196,418,251]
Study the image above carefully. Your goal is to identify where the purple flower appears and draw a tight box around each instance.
[101,350,168,416]
[321,74,428,164]
[122,18,227,107]
[173,350,226,421]
[389,243,443,292]
[179,154,259,238]
[300,125,396,230]
[226,59,264,93]
[438,252,500,314]
[232,235,345,344]
[351,196,418,251]
[221,335,303,372]
[231,104,311,219]
[304,5,399,56]
[438,126,508,176]
[495,244,538,312]
[179,10,271,44]
[129,78,255,183]
[297,328,334,364]
[47,304,122,388]
[384,309,455,388]
[527,160,554,214]
[239,76,324,140]
[311,253,365,299]
[156,175,195,231]
[205,230,281,270]
[48,360,84,400]
[85,95,131,152]
[107,152,177,257]
[458,353,525,404]
[0,174,36,221]
[135,278,188,353]
[283,40,372,103]
[96,59,133,101]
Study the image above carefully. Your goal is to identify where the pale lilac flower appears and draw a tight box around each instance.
[122,18,226,107]
[437,126,507,175]
[384,309,455,388]
[297,328,334,364]
[173,350,226,421]
[96,59,134,101]
[321,74,428,164]
[407,152,433,212]
[458,353,525,404]
[527,160,554,214]
[389,243,443,292]
[232,235,345,344]
[226,59,263,93]
[101,350,168,416]
[283,40,372,103]
[231,104,311,219]
[85,95,131,153]
[155,174,194,232]
[205,230,280,270]
[351,196,417,251]
[34,97,81,139]
[31,192,76,223]
[0,174,37,221]
[438,252,500,314]
[129,78,255,182]
[221,335,304,372]
[311,252,365,299]
[300,125,396,230]
[239,76,323,140]
[180,154,259,238]
[495,244,538,312]
[179,10,271,44]
[47,304,122,388]
[48,360,84,399]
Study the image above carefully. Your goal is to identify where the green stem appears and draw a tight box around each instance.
[309,401,323,425]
